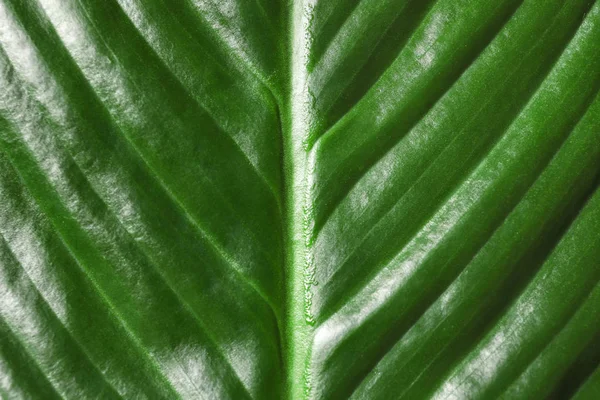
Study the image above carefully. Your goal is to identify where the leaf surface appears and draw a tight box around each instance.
[0,0,599,399]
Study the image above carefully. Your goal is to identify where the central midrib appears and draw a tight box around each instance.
[283,1,317,399]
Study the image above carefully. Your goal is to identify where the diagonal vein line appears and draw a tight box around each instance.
[309,0,524,237]
[83,0,282,269]
[498,282,600,398]
[323,19,599,394]
[312,0,569,268]
[109,124,279,314]
[59,127,283,355]
[0,234,130,399]
[348,80,600,399]
[148,0,284,206]
[332,43,594,329]
[312,0,439,122]
[396,140,599,400]
[2,40,280,336]
[55,105,283,360]
[0,108,258,398]
[86,161,283,346]
[0,12,283,391]
[0,153,253,400]
[357,65,600,398]
[86,0,283,211]
[309,0,364,69]
[0,68,268,396]
[443,229,600,400]
[440,279,599,399]
[311,0,522,152]
[0,313,66,399]
[0,146,199,398]
[179,0,281,102]
[18,0,281,311]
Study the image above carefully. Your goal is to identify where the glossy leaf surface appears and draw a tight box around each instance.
[0,0,599,399]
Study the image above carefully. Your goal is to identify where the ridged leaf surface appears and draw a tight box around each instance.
[0,0,599,399]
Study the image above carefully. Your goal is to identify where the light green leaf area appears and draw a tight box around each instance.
[0,0,599,399]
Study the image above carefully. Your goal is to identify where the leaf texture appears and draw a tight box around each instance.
[0,0,599,399]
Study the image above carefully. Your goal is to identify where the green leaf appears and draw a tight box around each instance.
[0,0,599,399]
